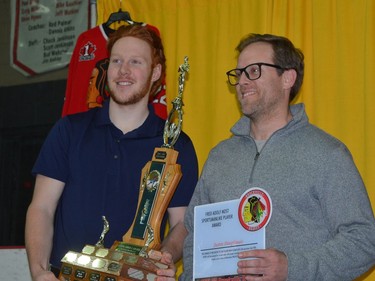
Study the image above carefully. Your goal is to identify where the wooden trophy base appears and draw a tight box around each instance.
[59,244,167,281]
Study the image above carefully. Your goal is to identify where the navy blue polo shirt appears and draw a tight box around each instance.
[32,100,198,267]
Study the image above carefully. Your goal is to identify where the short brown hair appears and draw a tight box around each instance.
[236,34,304,102]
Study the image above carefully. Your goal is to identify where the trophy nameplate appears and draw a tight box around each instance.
[59,57,190,281]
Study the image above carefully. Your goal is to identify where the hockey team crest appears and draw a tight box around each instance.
[238,188,272,231]
[79,41,97,62]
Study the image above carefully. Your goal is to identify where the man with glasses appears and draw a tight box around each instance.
[180,33,375,280]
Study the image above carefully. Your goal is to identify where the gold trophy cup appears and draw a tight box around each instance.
[58,57,190,281]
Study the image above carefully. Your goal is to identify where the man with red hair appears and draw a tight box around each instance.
[26,24,198,281]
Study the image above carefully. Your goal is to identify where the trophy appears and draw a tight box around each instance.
[58,57,190,281]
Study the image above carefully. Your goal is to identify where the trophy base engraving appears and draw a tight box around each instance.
[59,245,167,281]
[112,241,143,256]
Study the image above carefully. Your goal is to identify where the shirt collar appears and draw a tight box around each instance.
[231,103,308,137]
[94,99,165,138]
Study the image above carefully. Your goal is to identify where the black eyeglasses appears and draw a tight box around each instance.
[226,63,287,86]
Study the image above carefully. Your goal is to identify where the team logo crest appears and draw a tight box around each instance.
[238,188,272,231]
[79,41,97,62]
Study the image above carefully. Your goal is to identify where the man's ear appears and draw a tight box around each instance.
[282,69,297,90]
[151,64,162,82]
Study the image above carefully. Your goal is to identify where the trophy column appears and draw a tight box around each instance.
[116,146,181,256]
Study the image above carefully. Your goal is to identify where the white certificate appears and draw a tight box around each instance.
[193,188,272,279]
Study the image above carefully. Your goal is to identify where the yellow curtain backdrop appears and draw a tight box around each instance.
[96,1,375,280]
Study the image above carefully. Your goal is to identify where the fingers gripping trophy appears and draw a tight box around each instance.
[59,57,190,281]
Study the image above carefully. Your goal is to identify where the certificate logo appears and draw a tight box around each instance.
[238,188,272,231]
